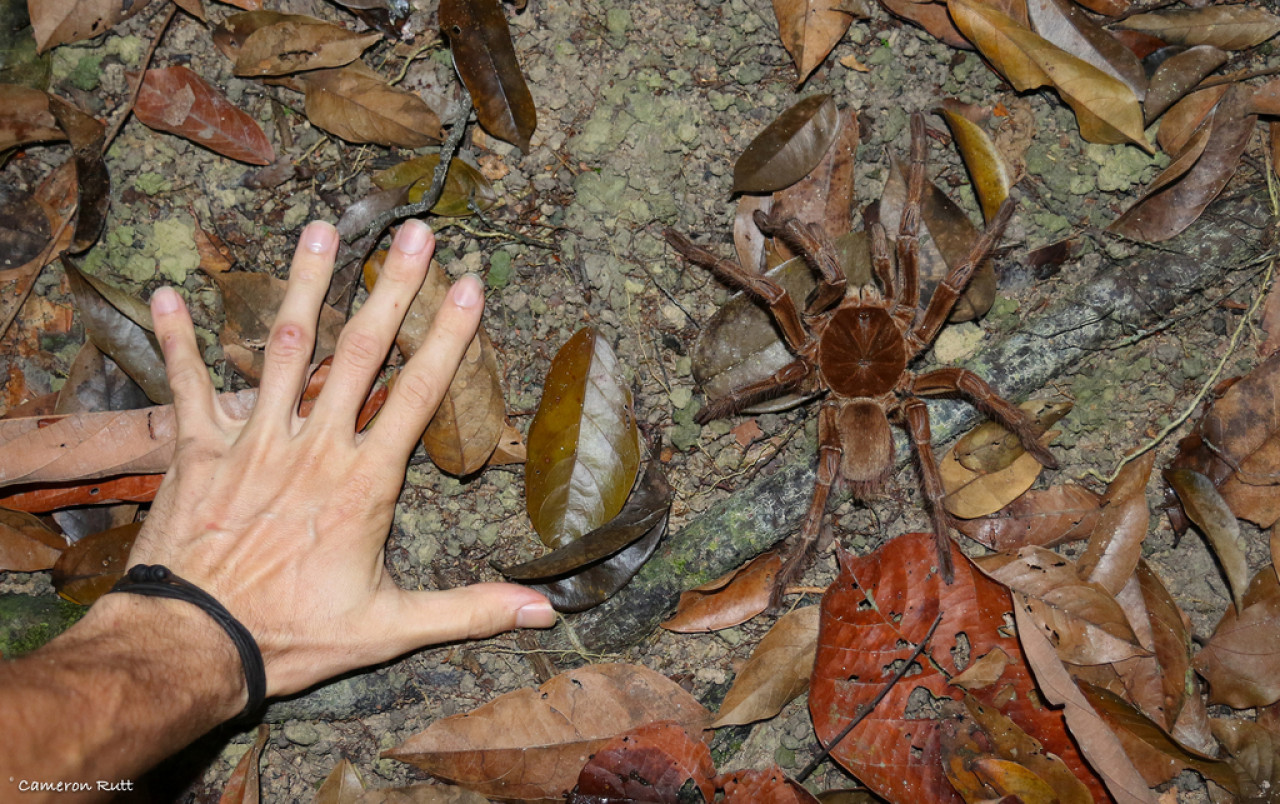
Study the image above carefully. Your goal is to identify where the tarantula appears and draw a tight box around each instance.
[665,113,1056,583]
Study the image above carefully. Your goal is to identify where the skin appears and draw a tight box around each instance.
[0,219,555,801]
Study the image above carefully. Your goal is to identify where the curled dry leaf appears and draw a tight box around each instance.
[29,0,154,51]
[0,85,63,151]
[1143,46,1229,125]
[1011,599,1159,804]
[384,664,710,801]
[1110,84,1254,243]
[499,459,671,612]
[215,271,343,384]
[315,758,364,804]
[213,12,379,75]
[1026,0,1147,102]
[47,97,109,254]
[733,195,773,273]
[134,66,275,165]
[711,604,818,727]
[1111,562,1193,732]
[950,647,1010,691]
[1194,568,1280,709]
[66,265,170,404]
[1168,350,1280,530]
[1157,85,1228,157]
[980,546,1148,665]
[880,0,973,50]
[767,108,860,256]
[941,429,1056,520]
[772,0,866,84]
[1166,468,1250,615]
[0,389,258,488]
[526,327,641,548]
[0,508,66,571]
[939,100,1010,224]
[1076,451,1153,595]
[1210,716,1280,800]
[692,230,870,415]
[1078,683,1238,792]
[949,0,1150,152]
[301,64,442,148]
[220,724,269,804]
[569,721,717,803]
[56,341,150,416]
[719,767,818,803]
[50,521,140,605]
[366,252,506,475]
[809,532,1107,803]
[1118,6,1280,51]
[661,549,782,633]
[441,0,536,151]
[732,94,839,194]
[952,485,1102,551]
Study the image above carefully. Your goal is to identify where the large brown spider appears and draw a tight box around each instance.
[665,113,1056,583]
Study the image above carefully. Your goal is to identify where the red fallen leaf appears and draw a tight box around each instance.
[809,532,1107,803]
[134,66,274,165]
[0,474,164,513]
[718,766,818,803]
[51,521,141,605]
[0,508,67,571]
[661,550,782,632]
[729,419,763,448]
[219,724,269,803]
[569,721,716,803]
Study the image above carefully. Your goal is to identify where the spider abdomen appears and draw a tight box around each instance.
[818,306,907,397]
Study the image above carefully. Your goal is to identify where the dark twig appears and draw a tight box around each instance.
[102,4,177,155]
[358,94,474,243]
[795,611,944,784]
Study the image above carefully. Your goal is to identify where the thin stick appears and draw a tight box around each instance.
[102,4,177,155]
[358,94,474,243]
[795,611,944,784]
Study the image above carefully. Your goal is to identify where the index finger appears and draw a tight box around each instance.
[360,273,484,463]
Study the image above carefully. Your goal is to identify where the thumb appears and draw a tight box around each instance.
[386,583,556,650]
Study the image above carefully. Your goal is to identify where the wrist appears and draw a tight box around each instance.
[84,590,247,724]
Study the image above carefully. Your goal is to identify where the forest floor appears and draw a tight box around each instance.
[2,0,1279,799]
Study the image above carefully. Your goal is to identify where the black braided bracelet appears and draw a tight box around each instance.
[106,564,266,720]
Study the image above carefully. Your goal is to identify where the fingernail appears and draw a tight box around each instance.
[516,600,556,629]
[151,287,180,315]
[453,273,484,309]
[397,219,431,255]
[304,221,337,253]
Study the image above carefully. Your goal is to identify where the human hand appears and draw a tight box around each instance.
[114,219,554,704]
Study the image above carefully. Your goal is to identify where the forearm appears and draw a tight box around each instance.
[0,594,244,801]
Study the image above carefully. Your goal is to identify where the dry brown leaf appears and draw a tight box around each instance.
[215,272,344,383]
[233,16,380,76]
[733,195,773,273]
[1012,598,1160,804]
[953,485,1102,550]
[1143,45,1229,125]
[881,0,978,50]
[773,0,866,84]
[768,108,860,255]
[0,85,64,152]
[134,66,276,165]
[661,550,782,632]
[0,508,66,572]
[1111,84,1253,242]
[1156,85,1228,157]
[50,521,141,605]
[367,252,506,475]
[941,430,1056,519]
[1195,568,1280,709]
[981,546,1148,665]
[1118,6,1280,51]
[712,604,818,727]
[1167,468,1250,615]
[220,725,269,804]
[29,0,156,51]
[301,64,442,148]
[1026,0,1147,102]
[384,664,710,801]
[1210,716,1280,801]
[940,100,1011,223]
[1076,452,1153,595]
[315,758,364,804]
[950,646,1011,690]
[0,389,256,487]
[1111,563,1192,731]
